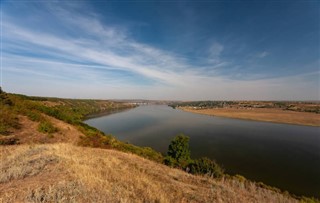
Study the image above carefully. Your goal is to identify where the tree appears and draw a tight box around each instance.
[164,134,191,168]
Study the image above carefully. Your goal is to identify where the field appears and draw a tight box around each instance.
[180,107,320,126]
[0,143,299,203]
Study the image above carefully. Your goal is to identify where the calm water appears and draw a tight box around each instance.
[85,105,320,198]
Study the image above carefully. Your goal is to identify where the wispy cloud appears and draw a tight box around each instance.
[207,42,224,64]
[2,1,319,100]
[257,51,269,58]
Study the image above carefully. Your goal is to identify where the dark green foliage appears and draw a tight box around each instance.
[0,87,13,106]
[188,157,224,178]
[165,134,224,179]
[0,106,20,135]
[0,89,19,134]
[166,134,191,168]
[164,156,177,167]
[38,121,58,134]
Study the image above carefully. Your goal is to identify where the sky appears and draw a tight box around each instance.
[1,0,319,100]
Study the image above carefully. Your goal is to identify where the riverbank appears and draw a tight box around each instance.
[1,92,318,201]
[180,107,320,127]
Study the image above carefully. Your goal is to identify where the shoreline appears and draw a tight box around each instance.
[84,106,136,120]
[179,107,320,127]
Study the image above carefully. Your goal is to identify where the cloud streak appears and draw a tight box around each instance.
[2,1,319,100]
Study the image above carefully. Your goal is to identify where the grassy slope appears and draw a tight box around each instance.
[0,143,299,203]
[0,92,317,202]
[0,92,163,162]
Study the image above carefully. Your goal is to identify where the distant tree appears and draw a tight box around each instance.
[164,134,191,168]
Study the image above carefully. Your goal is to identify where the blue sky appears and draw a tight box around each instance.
[1,0,319,100]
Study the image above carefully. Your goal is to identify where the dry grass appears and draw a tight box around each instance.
[3,115,83,145]
[0,144,298,203]
[181,107,320,126]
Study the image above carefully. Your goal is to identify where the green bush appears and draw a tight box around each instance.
[165,134,192,168]
[164,156,177,167]
[188,157,224,178]
[38,121,58,134]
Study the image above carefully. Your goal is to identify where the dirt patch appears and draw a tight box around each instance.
[5,115,84,145]
[44,115,83,144]
[181,107,320,126]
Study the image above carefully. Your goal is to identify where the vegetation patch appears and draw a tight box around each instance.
[164,134,191,168]
[164,134,224,178]
[38,121,58,134]
[0,89,20,135]
[188,157,224,178]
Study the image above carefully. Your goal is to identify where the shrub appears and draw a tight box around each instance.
[164,156,177,167]
[166,134,192,168]
[38,121,58,134]
[0,106,20,135]
[188,157,224,178]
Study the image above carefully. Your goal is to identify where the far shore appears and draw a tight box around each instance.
[84,106,135,120]
[179,107,320,127]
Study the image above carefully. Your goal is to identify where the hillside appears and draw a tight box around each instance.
[0,143,299,203]
[0,91,316,202]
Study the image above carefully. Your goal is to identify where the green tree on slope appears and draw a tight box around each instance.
[164,134,191,168]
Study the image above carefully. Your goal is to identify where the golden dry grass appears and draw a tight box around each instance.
[180,107,320,126]
[1,115,83,145]
[0,144,298,203]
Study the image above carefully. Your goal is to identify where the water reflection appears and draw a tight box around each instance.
[85,105,320,198]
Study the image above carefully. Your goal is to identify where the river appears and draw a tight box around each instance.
[85,105,320,198]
